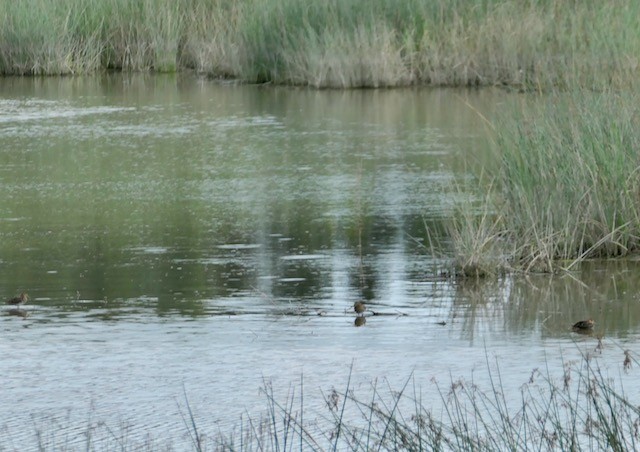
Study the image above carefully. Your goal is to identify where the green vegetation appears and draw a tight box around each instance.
[1,0,640,89]
[447,92,640,275]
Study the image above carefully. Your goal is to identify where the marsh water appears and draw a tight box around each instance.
[1,76,639,450]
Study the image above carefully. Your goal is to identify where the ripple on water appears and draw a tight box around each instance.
[280,254,326,260]
[128,246,169,254]
[216,243,262,250]
[2,80,640,449]
[0,99,134,125]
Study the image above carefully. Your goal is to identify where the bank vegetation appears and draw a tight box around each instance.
[1,0,639,89]
[448,92,640,276]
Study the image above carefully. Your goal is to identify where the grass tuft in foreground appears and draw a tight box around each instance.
[16,348,640,450]
[212,350,640,451]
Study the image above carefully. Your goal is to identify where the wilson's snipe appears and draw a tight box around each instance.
[573,319,594,330]
[6,293,28,306]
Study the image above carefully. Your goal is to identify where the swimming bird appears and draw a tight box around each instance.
[572,319,594,330]
[6,292,28,306]
[354,301,366,316]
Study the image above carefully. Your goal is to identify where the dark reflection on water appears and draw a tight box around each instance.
[0,76,639,448]
[6,307,28,318]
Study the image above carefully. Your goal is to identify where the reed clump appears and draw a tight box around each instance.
[445,178,511,277]
[448,91,640,275]
[1,0,640,89]
[498,93,640,269]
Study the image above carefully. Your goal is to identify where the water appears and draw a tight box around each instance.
[0,76,638,450]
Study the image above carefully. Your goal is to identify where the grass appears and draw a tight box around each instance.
[445,179,510,277]
[209,350,640,451]
[445,91,640,275]
[12,347,640,450]
[1,0,640,89]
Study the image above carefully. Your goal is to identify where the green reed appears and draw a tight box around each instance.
[1,0,640,89]
[450,92,640,274]
[505,93,640,265]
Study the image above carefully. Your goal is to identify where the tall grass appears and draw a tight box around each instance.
[498,93,640,267]
[1,0,640,89]
[0,0,184,74]
[447,91,640,274]
[211,351,640,451]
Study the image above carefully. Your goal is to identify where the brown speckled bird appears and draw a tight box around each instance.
[6,293,28,306]
[354,301,366,316]
[573,319,594,330]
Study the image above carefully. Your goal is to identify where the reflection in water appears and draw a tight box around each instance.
[0,75,481,317]
[572,326,596,336]
[6,308,28,319]
[441,260,640,342]
[354,316,366,327]
[0,76,638,448]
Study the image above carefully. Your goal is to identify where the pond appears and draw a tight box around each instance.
[0,75,638,450]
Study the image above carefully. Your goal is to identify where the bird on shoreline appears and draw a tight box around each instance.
[6,293,28,307]
[354,301,366,316]
[572,319,594,330]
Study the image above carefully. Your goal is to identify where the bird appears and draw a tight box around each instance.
[6,292,28,306]
[572,319,594,330]
[354,301,366,316]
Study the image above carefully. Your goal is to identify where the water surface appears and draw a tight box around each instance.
[0,76,638,449]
